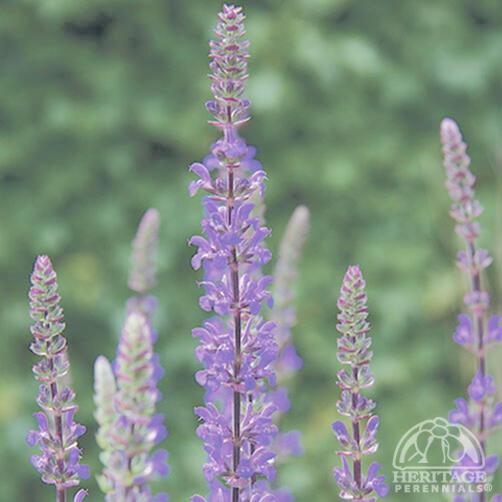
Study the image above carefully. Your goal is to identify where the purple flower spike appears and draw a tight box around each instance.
[125,209,163,384]
[190,5,280,500]
[95,210,168,500]
[27,255,88,501]
[265,205,310,495]
[440,118,501,500]
[97,313,169,500]
[271,205,310,379]
[332,266,387,500]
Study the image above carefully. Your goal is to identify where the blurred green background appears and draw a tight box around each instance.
[0,0,501,500]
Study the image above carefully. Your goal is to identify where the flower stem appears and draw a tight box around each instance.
[228,152,242,502]
[467,242,486,502]
[125,423,135,496]
[53,394,66,502]
[351,363,362,500]
[47,323,66,502]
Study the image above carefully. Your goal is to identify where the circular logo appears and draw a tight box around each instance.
[393,417,485,471]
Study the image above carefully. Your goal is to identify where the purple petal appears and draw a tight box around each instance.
[73,490,87,502]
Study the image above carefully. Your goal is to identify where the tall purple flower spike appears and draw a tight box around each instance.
[94,209,168,500]
[108,313,169,501]
[27,255,89,502]
[267,205,310,498]
[94,315,168,501]
[272,205,310,384]
[189,5,279,501]
[332,266,388,501]
[440,118,501,502]
[126,209,164,388]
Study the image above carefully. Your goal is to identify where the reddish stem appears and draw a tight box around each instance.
[226,138,243,502]
[43,307,67,502]
[467,242,486,502]
[351,365,362,500]
[48,349,66,502]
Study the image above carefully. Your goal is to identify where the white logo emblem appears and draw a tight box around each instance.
[393,417,485,471]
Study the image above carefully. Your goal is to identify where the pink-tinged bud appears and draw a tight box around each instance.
[440,119,480,230]
[207,4,250,129]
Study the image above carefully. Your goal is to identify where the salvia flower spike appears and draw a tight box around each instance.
[272,205,310,383]
[95,313,168,500]
[95,209,168,500]
[27,255,89,502]
[440,118,501,501]
[125,208,165,413]
[268,206,310,490]
[189,4,279,501]
[107,313,169,501]
[332,266,388,500]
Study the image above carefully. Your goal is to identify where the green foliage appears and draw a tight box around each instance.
[0,0,501,500]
